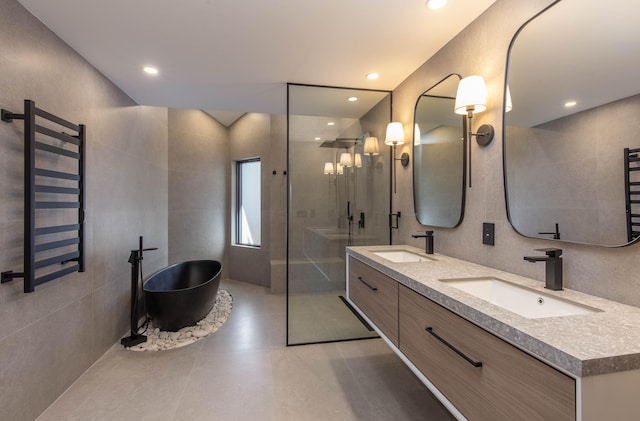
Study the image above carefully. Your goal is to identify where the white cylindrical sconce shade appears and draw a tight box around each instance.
[454,75,487,115]
[363,137,379,155]
[414,123,421,146]
[354,153,362,168]
[385,122,405,145]
[323,162,334,174]
[336,163,344,175]
[339,152,353,167]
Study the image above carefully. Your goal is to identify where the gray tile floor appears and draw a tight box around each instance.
[288,292,378,344]
[37,279,455,421]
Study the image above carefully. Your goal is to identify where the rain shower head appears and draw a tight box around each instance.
[319,138,358,148]
[319,132,370,148]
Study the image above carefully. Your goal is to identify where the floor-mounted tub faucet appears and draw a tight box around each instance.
[121,236,158,348]
[412,230,434,254]
[523,248,563,290]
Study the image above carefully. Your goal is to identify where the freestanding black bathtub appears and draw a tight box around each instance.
[143,260,222,331]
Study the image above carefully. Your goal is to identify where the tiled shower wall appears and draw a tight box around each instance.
[0,0,168,419]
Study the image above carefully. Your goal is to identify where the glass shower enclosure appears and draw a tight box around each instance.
[287,84,391,345]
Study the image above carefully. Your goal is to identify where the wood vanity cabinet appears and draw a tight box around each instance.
[399,285,576,421]
[348,257,399,345]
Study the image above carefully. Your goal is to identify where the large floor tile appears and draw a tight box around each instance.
[37,279,454,421]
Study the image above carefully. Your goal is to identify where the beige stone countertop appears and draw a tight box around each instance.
[347,245,640,378]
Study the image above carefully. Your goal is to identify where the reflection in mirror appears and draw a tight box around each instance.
[504,0,640,246]
[287,84,391,345]
[413,74,465,227]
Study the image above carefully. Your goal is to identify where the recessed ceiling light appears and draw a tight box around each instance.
[315,137,321,140]
[426,0,447,10]
[143,66,159,75]
[327,122,335,126]
[564,101,577,107]
[366,72,379,80]
[348,97,358,102]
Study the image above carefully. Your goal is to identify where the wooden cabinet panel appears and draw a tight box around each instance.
[348,257,398,345]
[399,285,575,421]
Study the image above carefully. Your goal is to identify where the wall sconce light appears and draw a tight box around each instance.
[364,137,379,156]
[323,162,334,196]
[336,163,344,175]
[385,122,410,193]
[385,122,404,146]
[414,123,421,146]
[354,153,362,168]
[339,152,353,168]
[454,75,495,188]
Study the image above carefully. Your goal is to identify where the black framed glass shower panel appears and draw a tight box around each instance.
[286,83,392,345]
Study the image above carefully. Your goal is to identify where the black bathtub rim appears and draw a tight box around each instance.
[143,259,223,293]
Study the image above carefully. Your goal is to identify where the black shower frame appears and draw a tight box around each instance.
[285,82,393,346]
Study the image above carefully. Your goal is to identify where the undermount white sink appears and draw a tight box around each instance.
[440,277,601,319]
[373,250,433,263]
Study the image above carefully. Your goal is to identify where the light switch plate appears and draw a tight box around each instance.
[483,223,495,246]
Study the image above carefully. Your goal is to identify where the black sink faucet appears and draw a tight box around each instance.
[412,230,434,254]
[523,248,563,290]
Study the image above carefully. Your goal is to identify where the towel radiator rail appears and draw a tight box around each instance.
[1,99,85,292]
[625,147,640,243]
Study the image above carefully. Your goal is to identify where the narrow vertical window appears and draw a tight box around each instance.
[236,158,261,247]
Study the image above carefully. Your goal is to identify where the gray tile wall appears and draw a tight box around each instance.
[0,0,169,420]
[167,108,229,275]
[392,0,640,307]
[229,113,273,287]
[166,110,286,289]
[269,115,288,293]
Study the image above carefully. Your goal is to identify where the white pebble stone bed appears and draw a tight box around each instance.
[127,289,233,352]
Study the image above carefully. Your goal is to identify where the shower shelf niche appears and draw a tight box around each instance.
[1,99,86,293]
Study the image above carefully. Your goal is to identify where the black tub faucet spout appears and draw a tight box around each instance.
[524,248,563,290]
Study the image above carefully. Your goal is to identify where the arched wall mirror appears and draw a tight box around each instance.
[413,73,466,228]
[504,0,640,246]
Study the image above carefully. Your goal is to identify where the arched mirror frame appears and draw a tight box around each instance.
[413,73,466,228]
[502,0,640,247]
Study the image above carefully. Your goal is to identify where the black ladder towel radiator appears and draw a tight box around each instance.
[1,99,86,293]
[625,147,640,242]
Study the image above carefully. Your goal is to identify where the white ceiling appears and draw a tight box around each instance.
[17,0,496,119]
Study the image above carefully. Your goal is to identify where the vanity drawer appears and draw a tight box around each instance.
[348,257,398,345]
[399,285,575,421]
